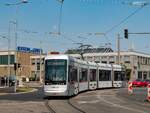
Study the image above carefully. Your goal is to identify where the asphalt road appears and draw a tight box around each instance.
[0,87,49,113]
[70,88,150,113]
[0,87,149,113]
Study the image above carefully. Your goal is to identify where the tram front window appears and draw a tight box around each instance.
[45,59,67,85]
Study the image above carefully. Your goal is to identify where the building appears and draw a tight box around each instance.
[0,46,43,86]
[30,55,45,81]
[68,51,150,81]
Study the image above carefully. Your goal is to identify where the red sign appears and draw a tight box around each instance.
[49,52,59,54]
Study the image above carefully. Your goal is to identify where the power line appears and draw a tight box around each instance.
[105,6,146,35]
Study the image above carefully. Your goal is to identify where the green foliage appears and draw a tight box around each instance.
[16,87,33,92]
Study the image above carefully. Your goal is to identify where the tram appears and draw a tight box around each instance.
[44,54,125,96]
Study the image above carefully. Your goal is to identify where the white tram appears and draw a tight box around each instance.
[44,54,125,96]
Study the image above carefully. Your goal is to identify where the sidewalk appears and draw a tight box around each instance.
[0,87,14,93]
[0,86,38,96]
[0,81,42,94]
[23,81,43,88]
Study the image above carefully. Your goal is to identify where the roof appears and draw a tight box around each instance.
[68,51,150,58]
[65,47,113,54]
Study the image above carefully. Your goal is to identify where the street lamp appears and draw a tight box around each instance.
[122,1,150,7]
[0,35,10,87]
[5,0,28,92]
[5,0,28,6]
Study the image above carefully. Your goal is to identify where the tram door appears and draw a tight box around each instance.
[89,69,97,90]
[68,65,78,96]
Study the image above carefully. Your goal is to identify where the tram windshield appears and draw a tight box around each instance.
[45,59,67,85]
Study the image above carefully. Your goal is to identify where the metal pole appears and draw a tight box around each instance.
[6,0,28,92]
[7,22,11,87]
[14,20,18,93]
[39,41,42,83]
[117,34,121,65]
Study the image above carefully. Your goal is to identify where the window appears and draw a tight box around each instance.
[45,59,67,85]
[143,72,147,80]
[102,61,107,64]
[138,71,142,79]
[69,66,78,82]
[31,59,35,65]
[90,69,96,81]
[37,64,40,70]
[79,68,88,82]
[95,61,100,63]
[114,71,122,81]
[99,70,111,81]
[124,56,130,63]
[109,61,114,64]
[0,55,15,65]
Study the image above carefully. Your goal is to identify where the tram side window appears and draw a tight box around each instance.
[79,68,88,82]
[106,70,111,81]
[99,70,111,81]
[114,71,122,81]
[90,69,96,81]
[69,66,78,82]
[121,71,125,81]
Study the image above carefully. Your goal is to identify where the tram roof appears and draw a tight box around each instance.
[45,54,122,70]
[113,64,122,71]
[45,54,70,60]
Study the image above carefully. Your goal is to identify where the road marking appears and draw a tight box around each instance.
[78,100,99,104]
[97,94,148,113]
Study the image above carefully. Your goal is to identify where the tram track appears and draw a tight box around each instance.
[67,98,87,113]
[44,98,87,113]
[45,100,57,113]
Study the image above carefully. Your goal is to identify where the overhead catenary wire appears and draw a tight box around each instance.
[105,5,146,35]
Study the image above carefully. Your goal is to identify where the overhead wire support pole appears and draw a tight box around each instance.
[55,0,64,35]
[8,22,11,87]
[58,0,64,35]
[117,34,121,65]
[39,41,42,83]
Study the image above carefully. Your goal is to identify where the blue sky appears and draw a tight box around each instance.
[0,0,150,53]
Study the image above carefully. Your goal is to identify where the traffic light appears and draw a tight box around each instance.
[18,63,21,68]
[14,63,17,70]
[124,29,128,39]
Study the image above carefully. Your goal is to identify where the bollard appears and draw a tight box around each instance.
[128,81,133,95]
[147,84,150,101]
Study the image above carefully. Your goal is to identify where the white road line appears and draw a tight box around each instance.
[78,100,100,104]
[97,94,148,113]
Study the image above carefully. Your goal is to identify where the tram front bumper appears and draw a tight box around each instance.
[44,85,68,96]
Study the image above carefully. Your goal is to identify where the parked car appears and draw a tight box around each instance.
[132,79,147,87]
[143,79,150,86]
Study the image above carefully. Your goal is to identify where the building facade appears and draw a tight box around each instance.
[30,55,45,81]
[0,50,42,85]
